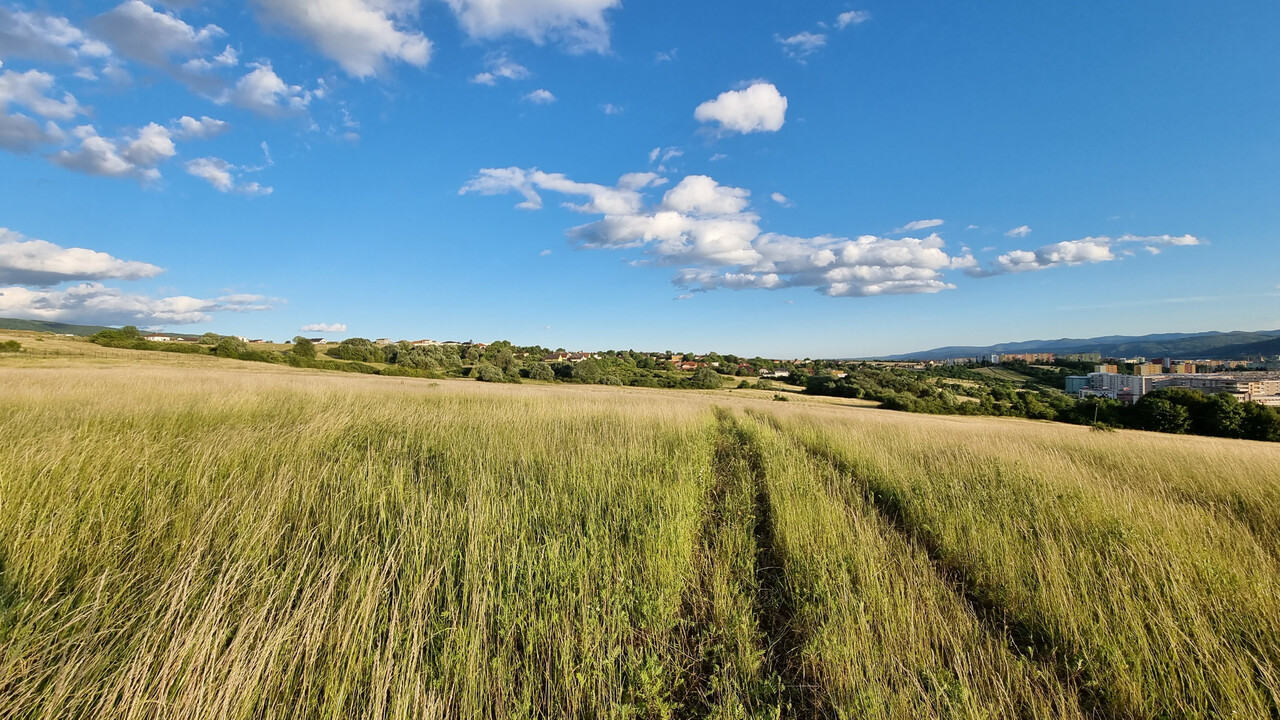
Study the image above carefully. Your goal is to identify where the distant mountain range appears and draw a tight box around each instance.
[876,330,1280,361]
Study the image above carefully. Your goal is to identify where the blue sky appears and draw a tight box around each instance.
[1,1,1277,357]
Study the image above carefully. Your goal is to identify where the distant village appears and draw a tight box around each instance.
[130,332,1280,409]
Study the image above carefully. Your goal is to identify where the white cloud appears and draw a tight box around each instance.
[1005,224,1031,238]
[771,192,792,207]
[1118,233,1200,247]
[459,167,654,214]
[185,157,274,195]
[694,82,787,134]
[0,282,273,325]
[444,0,621,52]
[0,112,63,153]
[600,103,622,115]
[836,10,871,28]
[776,31,826,60]
[171,115,229,139]
[522,88,556,104]
[0,227,164,286]
[0,7,111,64]
[51,124,176,182]
[0,69,84,120]
[893,218,944,234]
[539,249,552,256]
[91,1,223,70]
[463,166,977,299]
[301,322,347,332]
[470,53,529,84]
[121,122,176,167]
[251,0,430,78]
[226,62,311,116]
[974,233,1201,276]
[654,48,677,63]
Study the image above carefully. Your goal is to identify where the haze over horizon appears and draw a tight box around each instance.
[1,1,1277,357]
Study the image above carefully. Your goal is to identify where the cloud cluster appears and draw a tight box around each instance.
[252,0,430,78]
[0,228,163,286]
[974,234,1201,276]
[463,168,976,297]
[0,7,112,65]
[185,157,273,195]
[0,68,83,153]
[836,10,871,29]
[225,62,312,116]
[776,32,825,60]
[51,123,177,182]
[445,0,621,52]
[0,284,272,325]
[0,226,276,326]
[695,82,787,135]
[301,322,347,332]
[470,53,529,84]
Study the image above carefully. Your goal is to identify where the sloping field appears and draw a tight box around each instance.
[1,361,1278,718]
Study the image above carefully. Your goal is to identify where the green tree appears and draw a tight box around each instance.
[572,359,603,383]
[690,367,723,389]
[0,340,21,353]
[474,365,504,382]
[528,363,555,381]
[199,332,221,345]
[214,337,249,359]
[1136,397,1191,434]
[291,336,316,360]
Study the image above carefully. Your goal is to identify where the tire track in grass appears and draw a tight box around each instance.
[677,409,832,718]
[777,425,1119,720]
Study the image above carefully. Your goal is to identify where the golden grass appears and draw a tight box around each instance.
[1,353,1277,718]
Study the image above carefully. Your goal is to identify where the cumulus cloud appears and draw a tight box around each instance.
[0,283,274,325]
[91,1,222,62]
[694,82,787,134]
[893,218,944,234]
[185,157,273,195]
[0,7,112,64]
[462,166,977,298]
[973,234,1199,276]
[522,88,556,104]
[301,322,346,332]
[1005,225,1031,238]
[251,0,430,78]
[470,53,530,84]
[0,69,84,120]
[445,0,621,52]
[225,62,311,116]
[771,192,792,206]
[51,124,176,182]
[171,115,229,139]
[836,10,871,28]
[0,228,164,286]
[776,31,825,60]
[459,167,658,213]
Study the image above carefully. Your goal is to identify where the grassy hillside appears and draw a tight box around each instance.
[0,317,113,336]
[1,353,1277,718]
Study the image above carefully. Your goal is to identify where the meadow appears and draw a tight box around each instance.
[1,340,1278,719]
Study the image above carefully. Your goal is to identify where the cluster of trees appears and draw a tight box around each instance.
[0,340,21,353]
[89,331,738,390]
[803,364,1280,442]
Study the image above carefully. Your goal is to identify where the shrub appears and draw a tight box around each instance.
[291,336,316,360]
[0,340,21,353]
[598,376,622,386]
[527,363,555,381]
[690,367,723,389]
[474,365,504,383]
[214,337,250,359]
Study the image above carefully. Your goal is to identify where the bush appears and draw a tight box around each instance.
[474,365,504,383]
[690,367,723,389]
[325,338,382,363]
[0,340,21,353]
[598,375,622,386]
[291,336,316,360]
[214,337,250,359]
[527,363,555,381]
